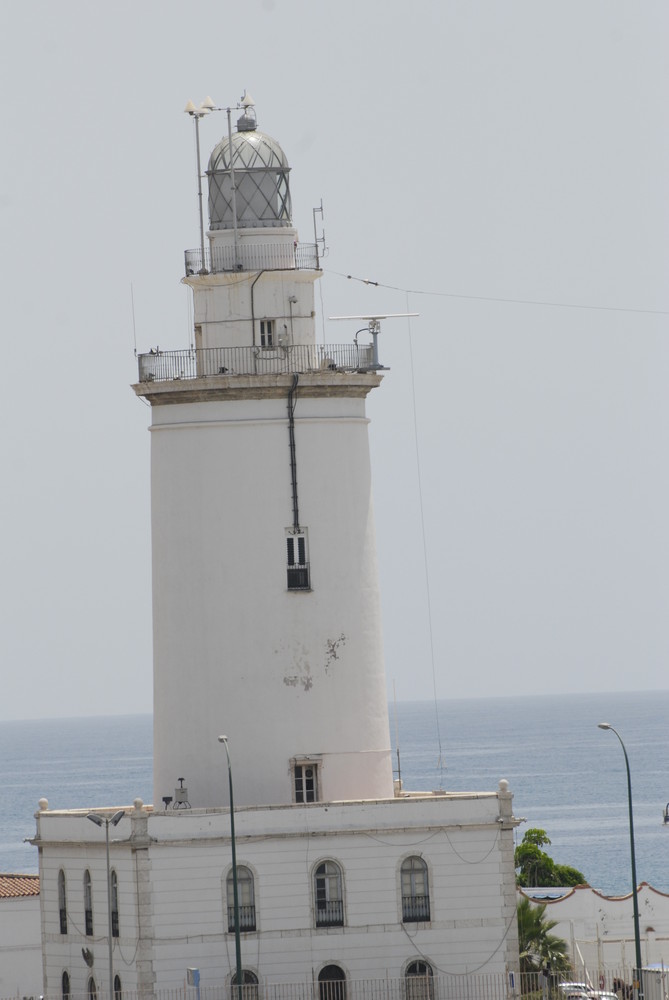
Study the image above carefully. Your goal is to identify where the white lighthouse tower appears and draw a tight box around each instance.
[135,97,394,809]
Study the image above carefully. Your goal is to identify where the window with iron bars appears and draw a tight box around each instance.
[314,860,344,927]
[401,856,430,922]
[286,532,310,590]
[226,865,256,932]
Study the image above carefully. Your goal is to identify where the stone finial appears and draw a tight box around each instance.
[38,798,49,811]
[133,798,144,813]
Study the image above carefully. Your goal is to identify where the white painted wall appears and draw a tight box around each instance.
[0,895,42,997]
[149,387,394,809]
[522,884,669,976]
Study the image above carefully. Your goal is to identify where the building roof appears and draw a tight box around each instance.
[0,874,40,898]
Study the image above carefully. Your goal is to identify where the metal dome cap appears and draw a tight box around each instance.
[207,117,292,230]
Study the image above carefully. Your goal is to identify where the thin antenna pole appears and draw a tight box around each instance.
[130,282,137,357]
[193,114,206,270]
[393,680,401,789]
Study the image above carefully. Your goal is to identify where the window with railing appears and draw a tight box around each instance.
[62,971,70,1000]
[58,869,68,934]
[114,975,122,1000]
[87,977,97,1000]
[318,965,347,1000]
[227,865,256,932]
[401,856,430,922]
[231,970,259,1000]
[405,962,434,1000]
[315,860,344,927]
[83,869,93,936]
[287,532,310,591]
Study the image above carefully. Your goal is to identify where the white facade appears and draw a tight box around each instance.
[36,787,519,996]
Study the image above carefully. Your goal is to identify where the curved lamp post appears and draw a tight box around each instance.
[218,736,243,1000]
[598,724,643,1000]
[86,810,125,1000]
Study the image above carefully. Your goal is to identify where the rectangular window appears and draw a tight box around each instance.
[260,320,274,347]
[294,762,319,803]
[286,532,310,590]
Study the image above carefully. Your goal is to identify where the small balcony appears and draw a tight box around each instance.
[316,899,344,927]
[185,242,319,276]
[137,343,380,383]
[402,895,430,922]
[227,904,256,933]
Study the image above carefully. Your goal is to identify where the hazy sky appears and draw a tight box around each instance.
[0,1,667,719]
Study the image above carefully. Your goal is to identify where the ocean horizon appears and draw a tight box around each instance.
[3,690,668,896]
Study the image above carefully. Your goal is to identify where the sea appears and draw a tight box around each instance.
[2,690,668,896]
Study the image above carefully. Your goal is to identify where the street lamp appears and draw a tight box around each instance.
[86,810,125,1000]
[218,735,243,1000]
[598,724,643,1000]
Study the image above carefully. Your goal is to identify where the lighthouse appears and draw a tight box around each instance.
[34,96,520,996]
[135,96,394,809]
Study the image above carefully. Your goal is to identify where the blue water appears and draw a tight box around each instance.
[3,691,668,895]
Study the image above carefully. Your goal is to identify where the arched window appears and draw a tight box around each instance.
[314,861,344,927]
[114,974,122,1000]
[318,965,346,1000]
[83,869,94,936]
[405,961,434,1000]
[62,971,70,1000]
[58,869,68,934]
[111,870,119,937]
[231,969,259,1000]
[401,856,430,922]
[227,865,256,932]
[87,976,97,1000]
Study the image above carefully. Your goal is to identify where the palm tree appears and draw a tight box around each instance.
[517,898,571,977]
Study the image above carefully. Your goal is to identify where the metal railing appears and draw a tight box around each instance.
[315,898,344,927]
[227,903,256,932]
[185,242,319,276]
[24,972,528,1000]
[402,894,431,922]
[137,344,378,383]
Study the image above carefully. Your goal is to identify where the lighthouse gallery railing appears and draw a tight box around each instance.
[137,344,377,383]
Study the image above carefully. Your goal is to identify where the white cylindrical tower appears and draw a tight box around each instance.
[134,101,394,808]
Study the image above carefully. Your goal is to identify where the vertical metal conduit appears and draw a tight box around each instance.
[287,374,300,530]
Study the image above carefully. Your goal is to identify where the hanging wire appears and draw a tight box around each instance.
[330,269,669,316]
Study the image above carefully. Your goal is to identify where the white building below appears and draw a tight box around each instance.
[35,784,519,997]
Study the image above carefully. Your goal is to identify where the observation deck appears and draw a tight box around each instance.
[184,241,319,276]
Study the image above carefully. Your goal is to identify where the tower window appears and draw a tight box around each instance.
[260,320,275,347]
[286,532,310,590]
[294,761,319,803]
